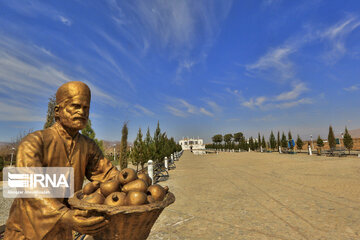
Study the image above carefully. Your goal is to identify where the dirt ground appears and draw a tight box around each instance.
[148,151,360,240]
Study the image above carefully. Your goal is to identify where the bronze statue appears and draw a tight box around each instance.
[4,81,119,240]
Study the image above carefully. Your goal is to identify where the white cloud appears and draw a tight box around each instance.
[0,34,119,122]
[90,42,135,91]
[275,82,307,101]
[58,16,72,26]
[275,98,312,109]
[107,0,232,83]
[165,98,215,117]
[200,108,214,117]
[134,104,155,116]
[246,46,296,82]
[166,105,187,117]
[319,16,360,64]
[241,82,310,110]
[204,100,222,114]
[246,16,360,82]
[242,97,268,109]
[343,84,359,92]
[0,102,44,122]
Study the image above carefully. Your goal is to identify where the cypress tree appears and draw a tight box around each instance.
[317,135,324,152]
[281,132,288,149]
[328,125,336,153]
[261,135,266,149]
[258,133,261,150]
[296,135,304,151]
[343,127,353,154]
[144,127,154,167]
[269,131,276,150]
[130,128,144,171]
[120,122,129,169]
[288,131,294,150]
[44,95,56,129]
[81,119,104,154]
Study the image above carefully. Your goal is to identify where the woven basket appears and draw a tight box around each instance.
[68,190,175,240]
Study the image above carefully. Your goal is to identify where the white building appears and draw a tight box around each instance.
[179,137,205,151]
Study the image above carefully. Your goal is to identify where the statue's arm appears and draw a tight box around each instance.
[85,140,119,182]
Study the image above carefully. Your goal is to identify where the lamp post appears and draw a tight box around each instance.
[310,135,313,149]
[340,132,344,150]
[113,144,116,165]
[10,147,15,167]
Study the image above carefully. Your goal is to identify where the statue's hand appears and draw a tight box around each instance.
[61,209,109,235]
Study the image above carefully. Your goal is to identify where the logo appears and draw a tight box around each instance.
[8,172,69,188]
[3,167,74,198]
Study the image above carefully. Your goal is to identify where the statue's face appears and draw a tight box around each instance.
[58,96,90,131]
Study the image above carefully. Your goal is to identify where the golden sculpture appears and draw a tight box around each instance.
[4,81,119,240]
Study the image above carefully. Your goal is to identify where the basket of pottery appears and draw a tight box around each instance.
[68,168,175,240]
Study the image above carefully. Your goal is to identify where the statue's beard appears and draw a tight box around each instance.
[59,113,88,131]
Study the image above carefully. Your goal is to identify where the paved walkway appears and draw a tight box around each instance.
[148,151,360,240]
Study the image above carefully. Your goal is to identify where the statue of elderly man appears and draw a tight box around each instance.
[5,81,119,240]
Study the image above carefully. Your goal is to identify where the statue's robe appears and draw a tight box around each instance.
[4,122,119,240]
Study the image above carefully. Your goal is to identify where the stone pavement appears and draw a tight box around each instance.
[148,151,360,240]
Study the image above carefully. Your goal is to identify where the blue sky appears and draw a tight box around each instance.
[0,0,359,143]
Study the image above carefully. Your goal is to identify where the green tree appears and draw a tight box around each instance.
[296,135,304,151]
[130,128,144,171]
[317,135,324,151]
[343,127,353,154]
[143,127,154,166]
[328,125,336,153]
[233,132,243,150]
[212,134,223,149]
[153,121,163,162]
[261,136,266,149]
[233,132,243,143]
[288,131,294,150]
[223,134,233,149]
[81,119,104,154]
[258,133,261,150]
[269,131,276,150]
[281,132,288,149]
[44,95,56,129]
[249,137,255,151]
[119,122,129,169]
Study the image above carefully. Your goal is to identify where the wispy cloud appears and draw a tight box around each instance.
[246,46,296,83]
[165,98,215,117]
[343,84,360,92]
[107,0,232,82]
[240,82,310,110]
[319,16,360,64]
[166,106,187,117]
[246,15,360,82]
[58,16,72,26]
[199,107,214,117]
[2,1,73,26]
[90,42,135,91]
[0,34,119,121]
[275,82,307,101]
[134,104,155,116]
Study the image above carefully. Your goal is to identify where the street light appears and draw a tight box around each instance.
[10,147,15,167]
[340,132,344,149]
[113,144,116,164]
[310,135,313,149]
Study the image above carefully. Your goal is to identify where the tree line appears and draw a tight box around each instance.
[207,125,354,154]
[43,96,181,170]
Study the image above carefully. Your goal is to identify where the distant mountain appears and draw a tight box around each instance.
[336,128,360,138]
[0,142,10,147]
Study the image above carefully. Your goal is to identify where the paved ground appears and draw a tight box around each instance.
[148,151,360,240]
